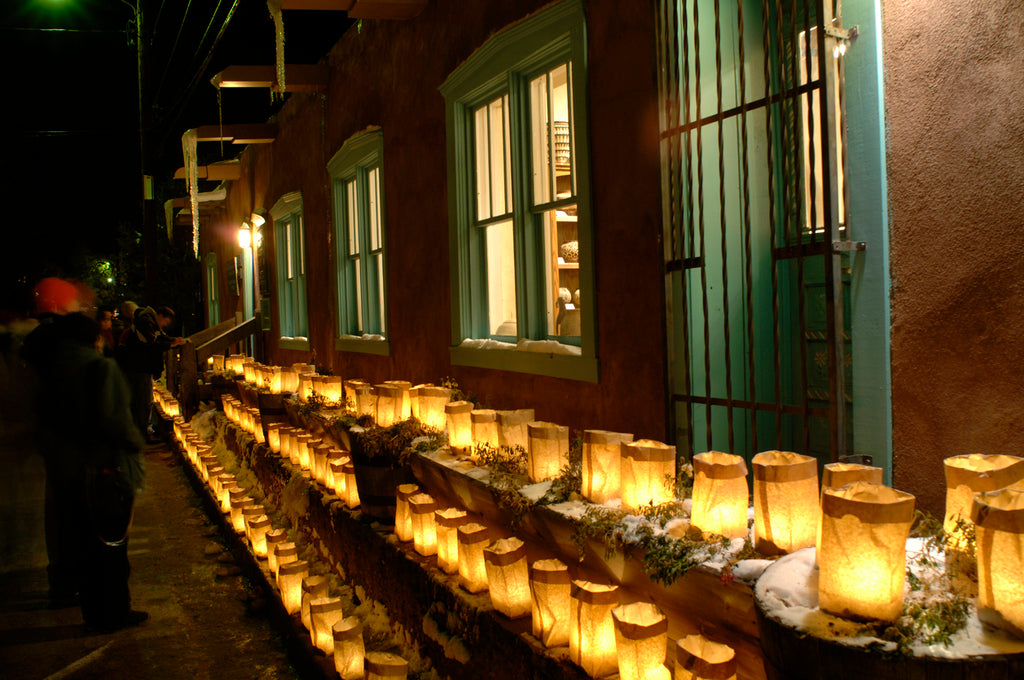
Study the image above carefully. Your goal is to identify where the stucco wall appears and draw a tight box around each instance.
[221,0,668,440]
[884,1,1024,514]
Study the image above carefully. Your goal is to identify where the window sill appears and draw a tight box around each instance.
[335,334,391,356]
[450,340,598,382]
[279,337,310,352]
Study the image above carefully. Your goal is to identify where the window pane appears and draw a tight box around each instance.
[474,96,511,221]
[798,28,844,234]
[354,258,363,332]
[368,167,382,251]
[346,181,359,256]
[544,205,580,340]
[375,252,385,334]
[485,218,517,337]
[286,221,294,280]
[298,216,305,276]
[531,63,573,206]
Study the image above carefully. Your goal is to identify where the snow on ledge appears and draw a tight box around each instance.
[458,337,582,356]
[340,333,386,342]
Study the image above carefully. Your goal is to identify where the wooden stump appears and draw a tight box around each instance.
[754,549,1024,680]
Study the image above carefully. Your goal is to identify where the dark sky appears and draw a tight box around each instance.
[1,0,350,309]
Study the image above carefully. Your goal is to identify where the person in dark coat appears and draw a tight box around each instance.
[116,305,184,440]
[22,302,147,631]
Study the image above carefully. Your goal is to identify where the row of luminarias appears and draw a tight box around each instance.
[162,394,405,680]
[208,360,1024,642]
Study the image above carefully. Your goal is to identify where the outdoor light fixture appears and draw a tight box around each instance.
[278,560,310,615]
[365,652,409,680]
[972,487,1024,638]
[611,602,670,680]
[310,596,346,655]
[527,421,569,482]
[412,384,451,430]
[581,430,634,504]
[332,617,365,680]
[394,484,421,543]
[457,522,491,593]
[690,451,749,539]
[445,401,474,453]
[818,482,915,622]
[408,493,438,557]
[434,507,468,575]
[238,223,252,249]
[569,580,620,678]
[752,450,819,555]
[529,558,571,648]
[674,634,736,680]
[483,537,531,619]
[944,454,1024,549]
[301,575,330,631]
[620,439,676,512]
[471,409,501,450]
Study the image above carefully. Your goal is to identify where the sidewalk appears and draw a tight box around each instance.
[0,437,304,680]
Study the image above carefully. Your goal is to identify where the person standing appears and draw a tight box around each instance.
[116,305,184,441]
[22,281,147,631]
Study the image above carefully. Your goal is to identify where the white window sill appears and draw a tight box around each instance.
[335,334,390,356]
[451,338,597,382]
[279,336,310,352]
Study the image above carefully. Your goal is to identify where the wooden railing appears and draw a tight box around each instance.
[167,315,262,418]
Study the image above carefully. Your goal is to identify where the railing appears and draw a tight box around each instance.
[167,315,262,418]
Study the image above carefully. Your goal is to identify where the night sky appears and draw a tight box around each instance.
[1,0,350,312]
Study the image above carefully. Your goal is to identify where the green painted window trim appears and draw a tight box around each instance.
[205,252,219,326]
[328,127,389,355]
[440,0,597,381]
[271,191,309,341]
[279,337,311,352]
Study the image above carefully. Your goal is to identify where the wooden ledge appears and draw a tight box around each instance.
[211,64,329,92]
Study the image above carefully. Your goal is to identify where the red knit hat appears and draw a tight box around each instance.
[33,277,80,315]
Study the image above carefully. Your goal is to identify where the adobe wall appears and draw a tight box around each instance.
[883,1,1024,514]
[228,0,668,441]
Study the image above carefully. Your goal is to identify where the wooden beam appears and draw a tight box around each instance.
[173,162,241,181]
[196,316,261,365]
[194,124,277,143]
[349,0,426,19]
[211,64,329,92]
[280,0,354,9]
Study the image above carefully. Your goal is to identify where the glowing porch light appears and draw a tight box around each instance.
[277,560,310,615]
[365,652,408,680]
[471,409,501,450]
[332,617,366,680]
[818,481,915,622]
[581,429,634,504]
[752,450,819,555]
[483,537,531,619]
[445,401,474,453]
[394,483,421,542]
[620,439,676,512]
[611,601,670,680]
[412,384,451,431]
[527,421,569,482]
[300,574,329,631]
[972,487,1024,638]
[569,580,619,678]
[457,522,490,593]
[238,223,251,248]
[674,634,736,680]
[529,558,570,648]
[408,493,438,557]
[944,454,1024,548]
[434,507,468,575]
[690,451,749,539]
[310,596,346,655]
[497,409,534,451]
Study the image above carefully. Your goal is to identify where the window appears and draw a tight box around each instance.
[441,0,597,381]
[270,191,309,350]
[205,252,219,326]
[328,128,389,355]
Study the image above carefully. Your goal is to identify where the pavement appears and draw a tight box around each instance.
[0,414,308,680]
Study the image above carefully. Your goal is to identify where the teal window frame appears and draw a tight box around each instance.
[328,128,390,356]
[440,0,598,382]
[205,252,219,326]
[270,191,310,351]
